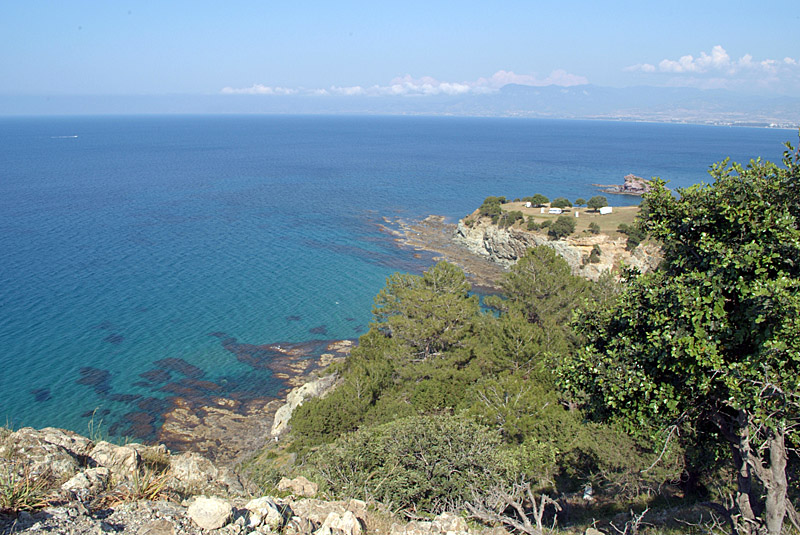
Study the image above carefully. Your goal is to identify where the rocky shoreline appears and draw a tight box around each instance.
[381,215,507,291]
[157,339,353,465]
[386,213,661,284]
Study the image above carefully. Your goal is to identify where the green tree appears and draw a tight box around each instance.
[548,214,576,239]
[373,261,479,361]
[551,197,571,209]
[587,195,608,211]
[562,144,800,535]
[524,193,549,207]
[574,197,587,207]
[587,222,600,234]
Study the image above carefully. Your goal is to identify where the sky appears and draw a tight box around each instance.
[2,1,799,100]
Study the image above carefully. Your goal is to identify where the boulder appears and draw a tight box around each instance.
[0,427,82,479]
[289,499,367,528]
[61,467,111,500]
[187,496,233,530]
[89,441,141,478]
[314,511,362,535]
[245,496,290,530]
[168,451,246,496]
[277,476,318,497]
[431,512,468,534]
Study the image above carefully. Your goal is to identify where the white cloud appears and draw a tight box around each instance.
[220,84,297,95]
[628,46,797,76]
[624,46,800,93]
[220,69,588,97]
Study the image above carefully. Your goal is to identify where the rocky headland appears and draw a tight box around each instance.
[388,212,660,285]
[593,174,653,196]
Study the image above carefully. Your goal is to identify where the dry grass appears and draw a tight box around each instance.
[0,463,53,513]
[502,202,640,237]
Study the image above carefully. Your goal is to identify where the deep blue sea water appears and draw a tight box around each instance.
[0,115,792,439]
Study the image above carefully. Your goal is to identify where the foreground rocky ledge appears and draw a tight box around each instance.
[0,426,499,535]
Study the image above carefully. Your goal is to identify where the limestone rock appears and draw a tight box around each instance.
[390,512,469,535]
[277,475,319,497]
[431,512,468,533]
[61,467,111,500]
[245,496,290,530]
[585,528,605,535]
[89,441,141,478]
[168,451,246,496]
[454,217,661,281]
[138,518,176,535]
[289,499,367,528]
[0,427,82,479]
[314,511,362,535]
[271,374,338,437]
[187,496,233,530]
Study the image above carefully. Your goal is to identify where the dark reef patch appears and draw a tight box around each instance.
[81,408,111,419]
[77,367,113,396]
[139,369,172,384]
[137,397,171,415]
[103,333,124,345]
[309,325,328,335]
[30,388,52,402]
[286,315,301,322]
[153,357,204,379]
[345,317,355,322]
[109,393,142,403]
[95,320,113,330]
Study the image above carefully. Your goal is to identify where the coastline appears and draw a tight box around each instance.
[156,339,353,465]
[381,215,507,291]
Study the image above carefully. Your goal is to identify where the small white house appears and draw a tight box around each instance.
[540,207,546,214]
[599,206,613,215]
[525,201,532,208]
[548,208,563,215]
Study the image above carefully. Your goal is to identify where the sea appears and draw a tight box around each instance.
[0,115,793,440]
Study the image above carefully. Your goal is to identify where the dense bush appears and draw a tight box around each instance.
[587,222,600,234]
[310,414,511,513]
[526,218,540,231]
[548,215,576,239]
[617,223,646,250]
[497,210,524,228]
[550,197,572,209]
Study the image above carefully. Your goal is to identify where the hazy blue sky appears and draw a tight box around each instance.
[2,1,799,97]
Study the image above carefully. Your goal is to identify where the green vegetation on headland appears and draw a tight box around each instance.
[269,139,800,535]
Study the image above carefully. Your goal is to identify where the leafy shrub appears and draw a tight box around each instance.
[478,196,505,220]
[498,210,524,228]
[588,245,602,263]
[617,223,646,250]
[526,218,540,231]
[463,218,474,227]
[588,222,600,234]
[575,198,587,207]
[551,197,572,209]
[309,414,511,514]
[548,215,576,239]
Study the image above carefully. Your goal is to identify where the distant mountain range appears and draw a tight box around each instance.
[2,85,799,127]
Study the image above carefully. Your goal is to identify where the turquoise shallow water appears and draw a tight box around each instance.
[0,115,791,439]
